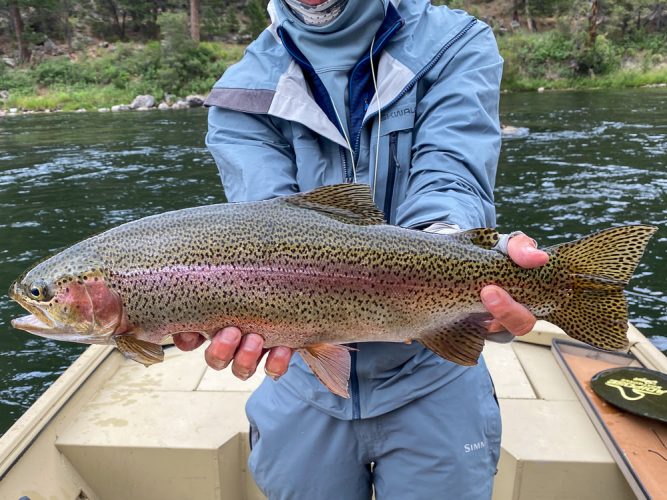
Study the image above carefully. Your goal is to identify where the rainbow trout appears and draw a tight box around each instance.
[10,184,656,397]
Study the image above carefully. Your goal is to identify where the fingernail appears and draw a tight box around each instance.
[244,335,262,350]
[209,358,229,370]
[221,329,240,344]
[265,370,280,381]
[236,370,250,380]
[481,288,502,307]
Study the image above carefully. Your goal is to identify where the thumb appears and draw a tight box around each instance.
[507,233,549,269]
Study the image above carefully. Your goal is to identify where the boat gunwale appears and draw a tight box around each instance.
[0,344,115,480]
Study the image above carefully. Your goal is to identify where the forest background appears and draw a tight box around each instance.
[0,0,666,111]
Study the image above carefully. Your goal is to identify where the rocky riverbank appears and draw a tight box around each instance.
[0,92,207,117]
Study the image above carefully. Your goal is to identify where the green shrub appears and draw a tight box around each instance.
[158,12,195,56]
[575,35,620,76]
[499,30,621,86]
[33,57,77,85]
[245,0,269,39]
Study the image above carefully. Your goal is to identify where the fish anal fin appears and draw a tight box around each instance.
[115,336,164,366]
[446,228,500,250]
[418,319,487,366]
[283,184,386,226]
[298,343,353,398]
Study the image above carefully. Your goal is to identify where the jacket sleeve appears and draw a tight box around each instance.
[206,106,299,202]
[395,25,503,230]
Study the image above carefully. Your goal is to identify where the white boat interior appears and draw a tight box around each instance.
[0,321,665,500]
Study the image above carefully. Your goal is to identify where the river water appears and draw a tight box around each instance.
[0,89,665,435]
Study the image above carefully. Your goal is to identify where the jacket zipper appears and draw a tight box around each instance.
[354,19,478,156]
[383,131,399,220]
[339,146,352,183]
[350,345,361,419]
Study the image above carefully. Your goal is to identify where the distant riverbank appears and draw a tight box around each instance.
[1,32,665,113]
[0,42,244,113]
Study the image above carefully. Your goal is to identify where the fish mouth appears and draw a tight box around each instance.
[9,282,58,332]
[9,282,79,340]
[10,313,98,343]
[11,314,60,335]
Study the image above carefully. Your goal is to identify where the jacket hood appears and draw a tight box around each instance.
[273,0,389,72]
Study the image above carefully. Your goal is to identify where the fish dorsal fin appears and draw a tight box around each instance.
[298,343,354,398]
[283,184,386,226]
[446,228,501,250]
[418,317,488,366]
[115,336,164,366]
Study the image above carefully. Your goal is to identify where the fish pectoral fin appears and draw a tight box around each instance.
[418,319,487,366]
[298,343,353,399]
[114,336,164,366]
[283,184,386,226]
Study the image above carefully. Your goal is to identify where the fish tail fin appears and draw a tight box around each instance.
[544,225,656,350]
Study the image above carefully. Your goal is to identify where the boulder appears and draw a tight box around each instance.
[185,95,205,108]
[158,102,170,110]
[43,38,60,56]
[9,108,19,114]
[111,104,131,112]
[172,100,189,110]
[2,57,16,68]
[75,108,87,113]
[164,93,177,105]
[130,95,156,109]
[0,90,9,101]
[98,108,110,113]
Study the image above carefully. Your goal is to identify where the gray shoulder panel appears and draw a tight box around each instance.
[204,88,275,114]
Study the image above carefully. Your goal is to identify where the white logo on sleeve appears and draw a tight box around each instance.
[464,441,486,453]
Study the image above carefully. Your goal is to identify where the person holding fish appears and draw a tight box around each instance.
[172,0,547,498]
[168,0,548,499]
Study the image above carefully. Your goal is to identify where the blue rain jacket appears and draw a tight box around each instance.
[205,0,503,420]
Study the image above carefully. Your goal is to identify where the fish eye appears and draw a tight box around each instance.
[27,280,51,301]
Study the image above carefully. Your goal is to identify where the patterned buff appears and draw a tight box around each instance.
[282,0,349,26]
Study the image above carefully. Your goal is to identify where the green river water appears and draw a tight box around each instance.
[0,89,665,435]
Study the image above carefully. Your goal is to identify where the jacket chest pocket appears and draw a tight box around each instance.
[375,123,413,224]
[373,94,416,224]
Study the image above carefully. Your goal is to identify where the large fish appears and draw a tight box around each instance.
[10,184,656,397]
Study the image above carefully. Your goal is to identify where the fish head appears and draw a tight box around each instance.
[9,251,126,345]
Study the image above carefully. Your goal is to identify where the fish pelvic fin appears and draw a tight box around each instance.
[115,336,164,366]
[418,318,486,366]
[544,225,657,351]
[283,184,386,226]
[298,343,354,398]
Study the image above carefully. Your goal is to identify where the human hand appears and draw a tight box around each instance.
[172,328,293,380]
[480,233,549,336]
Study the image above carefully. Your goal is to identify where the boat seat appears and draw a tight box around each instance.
[56,346,265,500]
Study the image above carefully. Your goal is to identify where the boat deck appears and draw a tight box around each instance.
[1,322,665,499]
